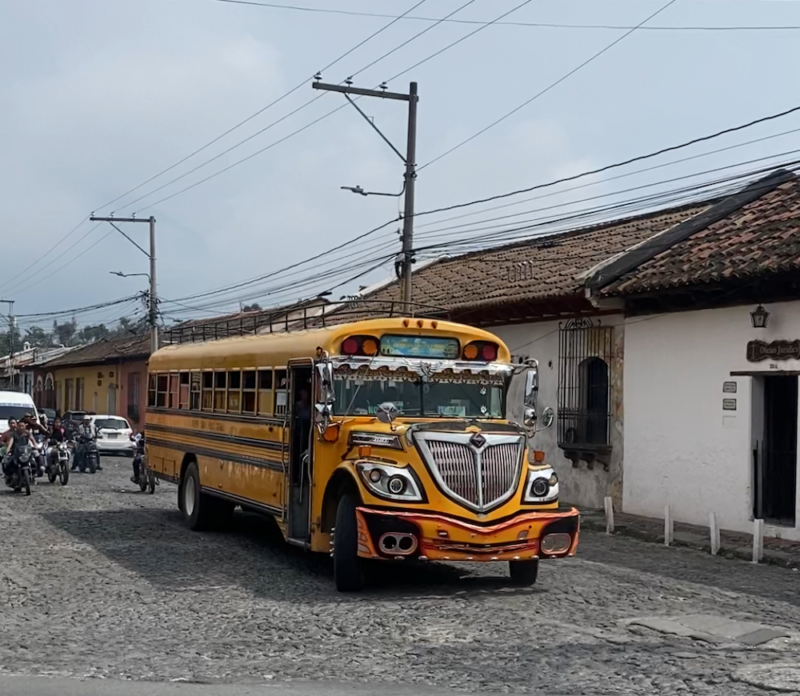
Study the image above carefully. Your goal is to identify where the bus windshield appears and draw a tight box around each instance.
[333,374,505,419]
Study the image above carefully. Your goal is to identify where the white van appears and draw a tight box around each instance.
[0,391,42,426]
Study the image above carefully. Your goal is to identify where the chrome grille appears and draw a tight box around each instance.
[427,440,477,505]
[417,433,524,512]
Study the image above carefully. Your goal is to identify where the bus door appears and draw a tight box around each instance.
[287,361,314,543]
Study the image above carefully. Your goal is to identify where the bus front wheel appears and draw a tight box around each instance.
[508,559,539,587]
[333,494,363,592]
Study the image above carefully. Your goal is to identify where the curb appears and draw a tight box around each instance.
[580,515,800,570]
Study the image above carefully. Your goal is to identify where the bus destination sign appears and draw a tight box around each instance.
[379,335,460,359]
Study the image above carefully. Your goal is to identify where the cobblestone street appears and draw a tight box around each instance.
[2,457,800,695]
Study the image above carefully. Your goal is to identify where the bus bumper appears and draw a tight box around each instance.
[354,506,580,562]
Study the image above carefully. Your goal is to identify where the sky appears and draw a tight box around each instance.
[2,0,800,333]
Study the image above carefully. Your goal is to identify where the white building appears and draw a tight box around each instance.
[584,168,800,539]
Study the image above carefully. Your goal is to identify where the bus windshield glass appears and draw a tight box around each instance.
[333,374,505,419]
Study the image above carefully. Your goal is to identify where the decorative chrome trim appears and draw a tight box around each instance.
[414,432,524,513]
[331,356,513,378]
[349,431,404,450]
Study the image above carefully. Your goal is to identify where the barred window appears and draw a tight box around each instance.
[557,318,612,449]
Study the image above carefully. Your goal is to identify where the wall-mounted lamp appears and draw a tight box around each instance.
[750,304,770,329]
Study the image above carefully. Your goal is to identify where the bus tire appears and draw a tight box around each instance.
[181,462,216,531]
[508,559,539,587]
[333,493,363,593]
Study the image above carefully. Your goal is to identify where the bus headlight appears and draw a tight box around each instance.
[356,462,423,502]
[523,467,559,503]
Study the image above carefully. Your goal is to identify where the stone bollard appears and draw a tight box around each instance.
[604,496,614,534]
[664,505,673,546]
[709,512,720,556]
[752,518,764,564]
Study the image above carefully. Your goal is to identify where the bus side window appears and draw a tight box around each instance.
[168,373,180,409]
[202,372,213,410]
[257,369,273,415]
[274,370,288,416]
[227,371,241,413]
[156,374,168,408]
[147,374,157,407]
[214,371,227,411]
[179,372,190,409]
[190,373,201,410]
[243,371,257,414]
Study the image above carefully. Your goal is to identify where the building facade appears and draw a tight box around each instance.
[41,334,150,429]
[585,169,800,539]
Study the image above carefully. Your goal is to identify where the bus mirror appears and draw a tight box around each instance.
[523,366,538,409]
[375,402,398,427]
[315,403,333,434]
[316,361,335,404]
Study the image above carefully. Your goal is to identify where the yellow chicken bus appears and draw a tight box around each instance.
[145,316,579,591]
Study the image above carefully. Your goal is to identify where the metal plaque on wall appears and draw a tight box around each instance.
[722,398,737,411]
[723,381,737,393]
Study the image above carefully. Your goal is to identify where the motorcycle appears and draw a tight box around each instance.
[136,451,157,494]
[78,436,99,474]
[46,440,71,486]
[4,442,34,495]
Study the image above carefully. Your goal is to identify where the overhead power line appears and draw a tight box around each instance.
[97,0,431,212]
[124,0,492,214]
[207,0,800,31]
[419,0,679,171]
[16,295,141,320]
[111,103,800,314]
[413,102,800,219]
[415,125,800,231]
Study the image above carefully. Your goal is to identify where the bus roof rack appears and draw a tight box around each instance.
[161,299,452,345]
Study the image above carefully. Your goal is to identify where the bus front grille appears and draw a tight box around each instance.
[417,433,524,513]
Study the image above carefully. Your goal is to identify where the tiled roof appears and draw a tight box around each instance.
[41,333,150,368]
[355,202,711,313]
[604,175,800,295]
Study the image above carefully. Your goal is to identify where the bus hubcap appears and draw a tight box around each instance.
[184,475,196,516]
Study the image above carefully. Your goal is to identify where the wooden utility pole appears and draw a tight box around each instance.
[312,79,419,306]
[90,215,158,353]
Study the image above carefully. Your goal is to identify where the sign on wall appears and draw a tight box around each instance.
[747,340,800,363]
[722,398,737,411]
[723,381,737,393]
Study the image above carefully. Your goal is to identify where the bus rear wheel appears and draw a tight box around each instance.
[509,559,539,587]
[333,493,363,592]
[181,462,232,531]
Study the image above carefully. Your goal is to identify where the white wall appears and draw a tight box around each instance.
[494,314,626,509]
[624,300,800,540]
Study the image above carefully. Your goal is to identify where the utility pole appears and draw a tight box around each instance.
[0,299,15,389]
[312,78,419,307]
[90,215,158,353]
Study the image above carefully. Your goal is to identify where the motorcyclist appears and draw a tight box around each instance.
[74,417,102,472]
[22,414,50,476]
[46,417,68,470]
[1,418,17,446]
[2,420,36,476]
[131,431,145,484]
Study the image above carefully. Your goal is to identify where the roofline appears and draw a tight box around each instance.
[413,197,720,269]
[585,168,796,292]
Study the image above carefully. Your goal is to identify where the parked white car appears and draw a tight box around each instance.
[89,415,135,456]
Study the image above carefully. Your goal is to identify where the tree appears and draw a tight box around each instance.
[24,325,50,348]
[242,303,262,312]
[78,323,111,344]
[53,319,77,347]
